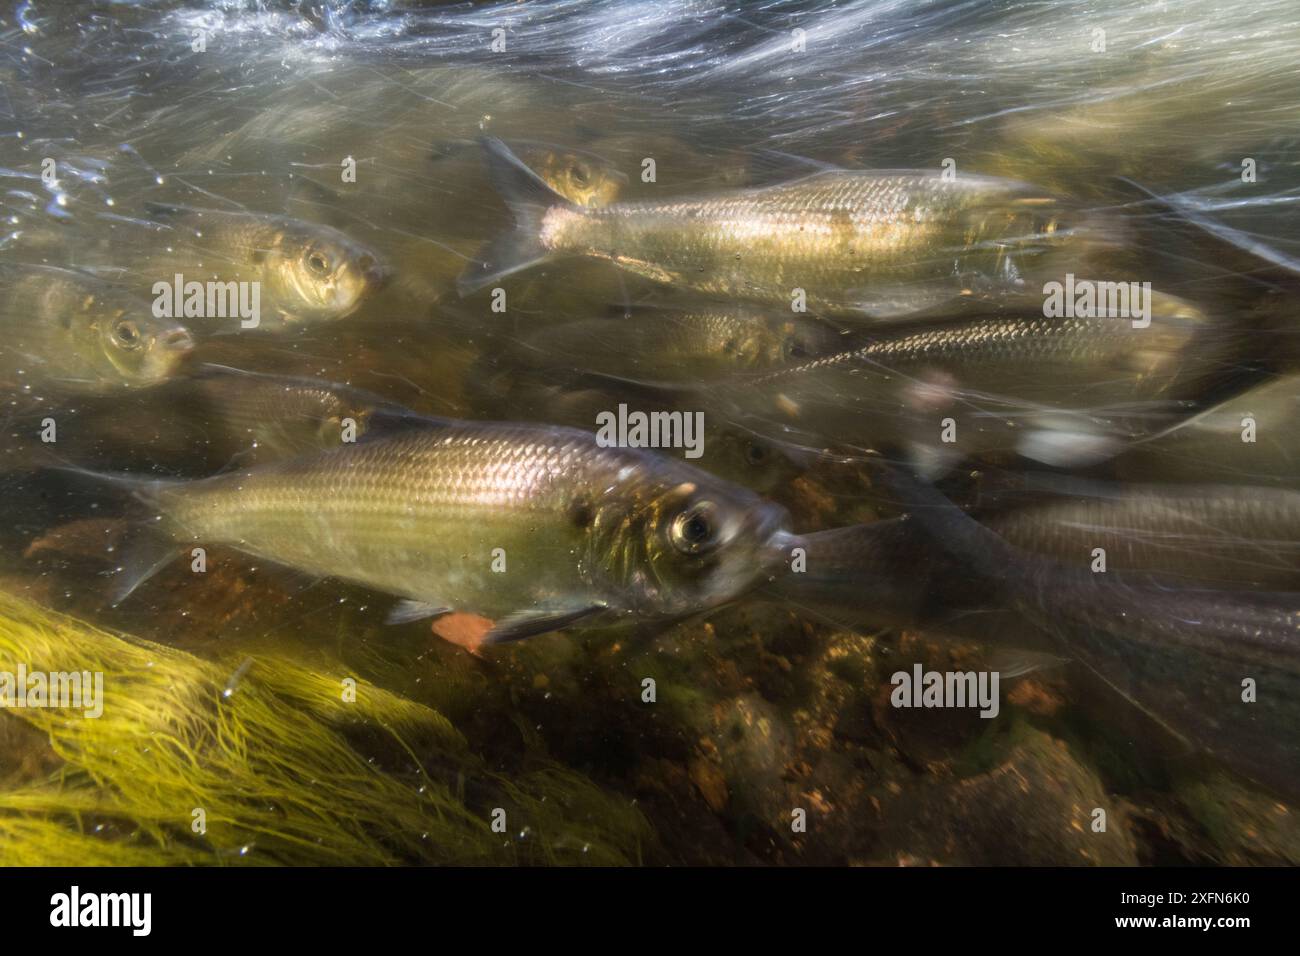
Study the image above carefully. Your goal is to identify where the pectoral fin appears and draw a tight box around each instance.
[482,603,608,645]
[108,527,180,606]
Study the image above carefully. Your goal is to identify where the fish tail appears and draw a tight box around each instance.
[457,137,575,296]
[45,464,185,605]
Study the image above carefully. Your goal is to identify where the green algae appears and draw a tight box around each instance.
[0,590,651,866]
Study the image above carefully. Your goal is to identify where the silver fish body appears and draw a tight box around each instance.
[710,295,1215,470]
[983,480,1300,589]
[461,138,1074,319]
[125,421,791,638]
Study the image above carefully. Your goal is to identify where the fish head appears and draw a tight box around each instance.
[776,317,845,366]
[960,189,1083,277]
[1125,292,1207,382]
[263,222,389,324]
[987,199,1070,254]
[91,295,194,388]
[709,322,780,369]
[699,314,842,372]
[692,428,809,493]
[525,147,625,208]
[595,465,791,617]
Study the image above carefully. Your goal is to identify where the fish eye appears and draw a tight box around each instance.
[744,441,768,466]
[670,501,719,555]
[785,338,809,360]
[112,319,143,351]
[306,251,332,275]
[569,162,590,187]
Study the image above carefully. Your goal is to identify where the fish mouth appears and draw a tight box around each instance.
[162,327,196,356]
[126,326,195,385]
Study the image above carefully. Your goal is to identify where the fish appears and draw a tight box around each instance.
[178,365,404,463]
[509,143,627,209]
[0,265,194,395]
[0,365,405,476]
[459,137,1077,319]
[136,203,389,330]
[429,138,627,208]
[1114,374,1300,487]
[602,293,1221,474]
[881,465,1300,796]
[76,420,793,643]
[978,476,1300,590]
[463,368,810,493]
[507,308,848,382]
[758,518,937,632]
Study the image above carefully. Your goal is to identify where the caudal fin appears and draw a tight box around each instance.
[45,465,183,605]
[457,137,575,296]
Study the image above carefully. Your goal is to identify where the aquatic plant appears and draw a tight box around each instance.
[0,591,649,865]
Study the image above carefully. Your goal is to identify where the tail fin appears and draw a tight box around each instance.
[457,137,576,296]
[45,465,184,605]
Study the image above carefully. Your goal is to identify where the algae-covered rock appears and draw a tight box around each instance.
[1172,771,1300,865]
[871,721,1141,866]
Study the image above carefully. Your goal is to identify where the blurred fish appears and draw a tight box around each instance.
[577,132,749,191]
[509,308,847,381]
[460,137,1077,319]
[1114,374,1300,487]
[759,518,935,631]
[611,294,1221,474]
[979,477,1300,589]
[180,365,399,463]
[0,265,193,395]
[74,421,793,643]
[136,203,389,330]
[429,138,627,208]
[883,466,1300,796]
[0,365,404,476]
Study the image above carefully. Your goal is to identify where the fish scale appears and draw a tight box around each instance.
[129,421,789,633]
[701,297,1215,470]
[985,483,1300,588]
[551,173,1050,306]
[462,138,1072,318]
